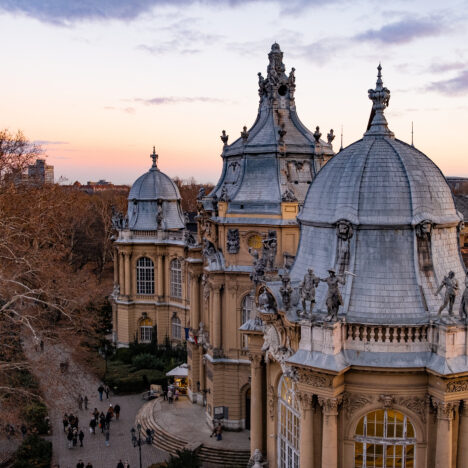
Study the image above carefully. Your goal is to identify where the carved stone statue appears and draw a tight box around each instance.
[436,271,459,315]
[111,207,128,230]
[156,202,163,229]
[226,228,240,254]
[219,185,229,202]
[288,67,296,93]
[257,72,265,96]
[262,230,277,270]
[241,126,249,143]
[203,238,216,257]
[336,220,353,274]
[249,248,266,285]
[184,230,197,247]
[460,272,468,321]
[220,130,229,146]
[112,283,120,297]
[251,448,265,468]
[278,123,287,143]
[300,268,320,317]
[258,287,270,312]
[313,126,322,142]
[282,188,297,202]
[416,220,433,239]
[327,129,335,144]
[197,187,206,200]
[279,271,293,310]
[321,269,346,321]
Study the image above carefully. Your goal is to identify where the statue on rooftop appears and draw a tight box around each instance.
[262,230,277,270]
[197,187,206,200]
[435,271,459,316]
[460,272,468,321]
[321,269,347,322]
[299,268,320,318]
[280,271,293,310]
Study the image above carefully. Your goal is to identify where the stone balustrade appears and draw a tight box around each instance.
[345,324,428,344]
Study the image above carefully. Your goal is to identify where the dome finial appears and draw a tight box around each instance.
[150,146,158,168]
[365,64,394,138]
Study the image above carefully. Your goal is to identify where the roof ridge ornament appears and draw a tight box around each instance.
[220,130,229,146]
[365,64,394,138]
[150,146,158,169]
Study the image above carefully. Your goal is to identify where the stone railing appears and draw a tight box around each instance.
[345,324,429,344]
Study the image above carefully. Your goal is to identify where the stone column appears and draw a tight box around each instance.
[249,353,264,455]
[458,400,468,467]
[119,252,125,295]
[434,399,455,468]
[113,250,118,285]
[124,252,131,297]
[199,351,205,403]
[157,255,164,298]
[212,287,221,349]
[191,274,200,328]
[319,397,341,468]
[298,392,315,467]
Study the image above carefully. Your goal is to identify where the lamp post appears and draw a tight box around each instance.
[130,424,143,468]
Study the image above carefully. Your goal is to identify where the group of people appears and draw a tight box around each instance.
[97,384,111,401]
[63,413,85,449]
[163,385,179,404]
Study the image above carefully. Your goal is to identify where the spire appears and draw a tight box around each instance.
[364,64,394,138]
[150,146,158,169]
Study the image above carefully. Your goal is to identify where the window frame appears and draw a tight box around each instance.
[170,258,182,299]
[172,314,182,340]
[136,257,155,295]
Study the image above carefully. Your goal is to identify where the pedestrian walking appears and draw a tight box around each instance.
[72,428,78,447]
[162,387,168,400]
[84,396,88,410]
[40,339,44,352]
[92,408,99,421]
[85,463,93,468]
[89,418,96,435]
[167,388,173,404]
[123,461,130,468]
[98,385,104,401]
[216,423,223,441]
[67,428,73,449]
[114,404,120,420]
[117,460,124,468]
[105,428,110,447]
[78,395,84,410]
[20,424,27,438]
[76,460,84,468]
[63,414,69,433]
[99,413,106,433]
[79,429,84,447]
[104,385,110,399]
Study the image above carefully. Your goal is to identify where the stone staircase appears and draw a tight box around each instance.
[136,399,250,467]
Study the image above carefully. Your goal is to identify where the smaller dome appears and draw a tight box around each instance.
[127,148,185,231]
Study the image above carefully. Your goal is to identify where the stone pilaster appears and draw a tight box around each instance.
[298,391,315,467]
[432,398,456,468]
[319,396,341,468]
[124,252,131,297]
[457,400,468,467]
[249,352,264,456]
[212,286,221,349]
[157,255,164,298]
[119,252,125,295]
[190,274,200,328]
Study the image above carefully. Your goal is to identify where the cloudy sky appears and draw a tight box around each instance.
[0,0,467,184]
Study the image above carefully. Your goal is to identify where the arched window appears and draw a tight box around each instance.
[354,409,416,467]
[139,317,153,343]
[170,258,182,298]
[136,257,154,295]
[172,314,181,340]
[277,376,300,468]
[241,294,254,348]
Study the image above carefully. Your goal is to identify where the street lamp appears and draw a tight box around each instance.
[130,423,143,468]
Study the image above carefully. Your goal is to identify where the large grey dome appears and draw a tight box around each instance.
[127,149,185,231]
[287,66,465,325]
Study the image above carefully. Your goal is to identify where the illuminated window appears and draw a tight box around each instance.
[277,376,300,468]
[139,318,153,343]
[241,294,253,348]
[354,409,416,467]
[136,257,154,295]
[172,315,181,340]
[170,259,182,298]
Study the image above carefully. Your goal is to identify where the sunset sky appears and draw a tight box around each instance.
[0,0,467,184]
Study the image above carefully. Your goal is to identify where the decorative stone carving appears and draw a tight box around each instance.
[281,188,297,202]
[111,283,120,298]
[226,228,239,254]
[342,393,373,417]
[248,352,263,366]
[288,67,296,96]
[219,185,229,202]
[297,391,315,417]
[279,271,293,310]
[249,247,266,285]
[202,275,210,305]
[197,322,208,346]
[111,207,128,230]
[250,448,266,468]
[267,384,277,420]
[262,323,294,376]
[396,396,427,423]
[220,130,229,146]
[262,230,277,270]
[184,230,197,247]
[197,187,206,200]
[447,379,468,393]
[460,272,468,321]
[379,394,395,408]
[435,271,459,315]
[258,287,277,314]
[203,238,216,257]
[241,126,249,143]
[299,268,320,318]
[278,123,287,143]
[296,368,333,388]
[313,126,321,143]
[318,396,342,414]
[327,129,335,144]
[320,269,347,322]
[335,219,354,274]
[415,220,433,239]
[432,399,456,420]
[156,201,163,229]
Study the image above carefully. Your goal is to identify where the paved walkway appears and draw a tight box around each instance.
[24,338,168,468]
[151,398,250,450]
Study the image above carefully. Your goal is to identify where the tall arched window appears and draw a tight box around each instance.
[354,409,416,467]
[241,294,253,348]
[139,317,153,343]
[136,257,154,295]
[277,376,300,468]
[172,314,181,340]
[170,258,182,298]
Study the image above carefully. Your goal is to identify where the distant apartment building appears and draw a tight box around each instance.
[27,159,54,184]
[71,180,129,194]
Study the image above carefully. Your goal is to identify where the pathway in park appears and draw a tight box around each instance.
[25,338,168,468]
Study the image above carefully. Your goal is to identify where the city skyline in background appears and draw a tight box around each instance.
[1,0,467,184]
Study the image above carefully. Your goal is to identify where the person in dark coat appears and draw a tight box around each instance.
[89,418,96,435]
[76,460,84,468]
[99,413,106,433]
[78,429,84,447]
[114,404,121,420]
[98,385,104,401]
[117,460,124,468]
[85,463,93,468]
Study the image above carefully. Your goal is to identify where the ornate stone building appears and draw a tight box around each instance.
[112,148,191,346]
[186,43,334,429]
[242,66,468,467]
